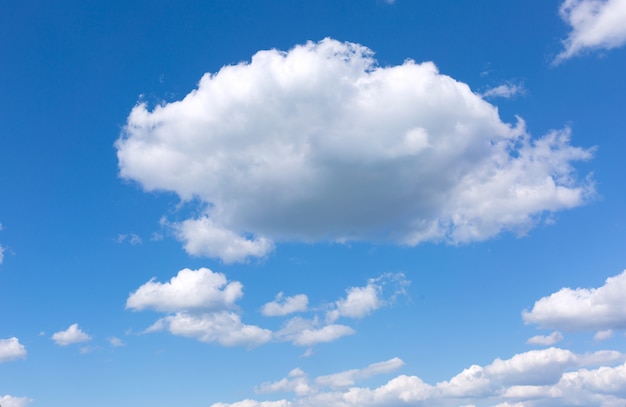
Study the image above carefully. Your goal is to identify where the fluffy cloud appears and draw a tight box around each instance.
[126,267,243,312]
[117,38,593,262]
[0,337,26,363]
[326,273,408,322]
[556,0,626,63]
[594,329,614,341]
[147,312,271,348]
[522,270,626,331]
[51,324,92,346]
[274,317,355,347]
[128,268,269,347]
[0,395,32,407]
[262,293,309,316]
[527,331,564,346]
[213,349,626,407]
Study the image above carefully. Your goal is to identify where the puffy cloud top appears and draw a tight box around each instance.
[117,38,593,262]
[556,0,626,63]
[51,324,92,346]
[0,337,26,363]
[523,270,626,331]
[126,267,243,312]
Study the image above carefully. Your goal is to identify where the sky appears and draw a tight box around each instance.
[1,0,626,406]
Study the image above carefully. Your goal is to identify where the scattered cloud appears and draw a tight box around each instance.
[117,233,143,245]
[594,329,614,341]
[522,269,626,331]
[0,395,32,407]
[128,268,269,348]
[481,82,526,99]
[555,0,626,63]
[0,245,4,264]
[0,337,26,363]
[117,38,593,263]
[262,293,309,316]
[212,349,626,407]
[108,337,125,347]
[126,267,243,312]
[51,323,92,346]
[326,273,408,322]
[147,312,272,348]
[274,316,355,347]
[526,331,564,346]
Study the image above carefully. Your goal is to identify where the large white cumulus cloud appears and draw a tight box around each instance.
[117,38,593,262]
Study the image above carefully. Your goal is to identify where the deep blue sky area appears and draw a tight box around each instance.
[1,1,626,407]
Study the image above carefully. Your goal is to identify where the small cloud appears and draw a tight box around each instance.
[0,337,27,363]
[594,329,613,341]
[262,292,308,316]
[527,331,564,346]
[481,82,525,99]
[108,337,125,347]
[555,0,626,63]
[51,323,92,346]
[523,270,626,331]
[117,233,142,245]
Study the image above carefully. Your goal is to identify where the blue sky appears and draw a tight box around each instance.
[1,1,626,406]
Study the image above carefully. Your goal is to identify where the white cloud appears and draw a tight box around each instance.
[315,358,405,389]
[0,395,32,407]
[555,0,626,63]
[126,267,243,312]
[527,331,564,346]
[51,323,92,346]
[326,273,408,323]
[147,312,271,348]
[594,329,614,341]
[0,337,26,363]
[481,83,525,99]
[212,349,626,407]
[0,244,4,264]
[262,293,308,316]
[117,38,594,262]
[522,270,626,331]
[274,317,355,347]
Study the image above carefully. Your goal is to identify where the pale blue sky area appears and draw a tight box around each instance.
[1,1,626,407]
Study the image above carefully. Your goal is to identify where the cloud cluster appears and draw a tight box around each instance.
[0,337,26,363]
[51,324,92,346]
[117,38,593,262]
[128,267,270,348]
[480,82,526,99]
[213,349,626,407]
[127,268,407,348]
[523,269,626,332]
[526,331,564,346]
[556,0,626,63]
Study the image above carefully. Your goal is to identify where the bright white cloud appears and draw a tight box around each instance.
[481,82,525,99]
[262,293,308,316]
[527,331,564,346]
[327,273,408,323]
[0,395,32,407]
[126,267,243,312]
[522,270,626,331]
[51,323,92,346]
[148,312,271,348]
[212,349,626,407]
[556,0,626,63]
[117,38,593,262]
[0,337,26,363]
